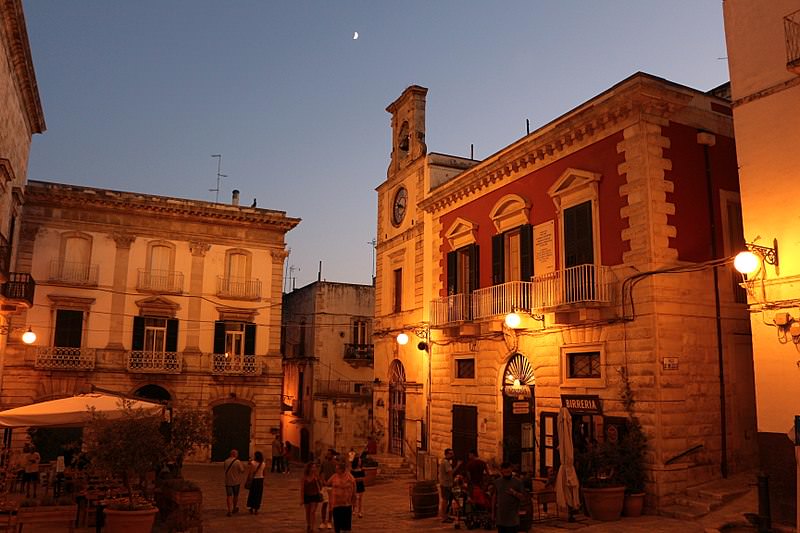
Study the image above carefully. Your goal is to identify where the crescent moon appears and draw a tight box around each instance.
[353,31,359,40]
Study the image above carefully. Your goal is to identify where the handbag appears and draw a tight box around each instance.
[244,469,253,490]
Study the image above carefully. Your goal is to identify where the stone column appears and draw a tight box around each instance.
[106,233,135,349]
[185,241,210,353]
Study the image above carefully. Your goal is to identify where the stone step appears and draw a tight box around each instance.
[659,504,709,520]
[673,496,719,513]
[687,486,750,504]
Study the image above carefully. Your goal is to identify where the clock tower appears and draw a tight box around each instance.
[386,85,428,177]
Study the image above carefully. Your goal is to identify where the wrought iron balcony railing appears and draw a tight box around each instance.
[344,343,374,360]
[531,264,611,310]
[136,269,184,293]
[49,260,99,285]
[430,292,472,327]
[786,9,800,74]
[472,281,534,321]
[216,275,261,300]
[1,272,35,307]
[210,353,261,375]
[127,350,182,373]
[34,346,96,370]
[314,379,373,398]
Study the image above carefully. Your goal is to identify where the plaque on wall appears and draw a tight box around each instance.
[534,220,555,275]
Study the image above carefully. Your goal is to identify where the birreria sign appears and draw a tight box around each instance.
[561,395,602,414]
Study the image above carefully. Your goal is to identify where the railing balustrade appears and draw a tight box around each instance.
[429,292,472,327]
[34,347,96,370]
[127,350,182,373]
[1,272,35,307]
[210,353,261,375]
[314,379,373,397]
[472,281,534,320]
[216,276,261,300]
[343,343,374,360]
[531,264,611,309]
[136,269,184,293]
[49,260,99,285]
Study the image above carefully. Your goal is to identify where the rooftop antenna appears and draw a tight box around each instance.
[368,238,376,279]
[210,154,228,203]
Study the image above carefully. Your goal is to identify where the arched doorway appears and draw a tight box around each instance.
[134,384,171,402]
[388,360,406,456]
[502,353,535,474]
[212,403,251,461]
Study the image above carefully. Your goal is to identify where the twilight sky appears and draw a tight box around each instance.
[23,1,729,289]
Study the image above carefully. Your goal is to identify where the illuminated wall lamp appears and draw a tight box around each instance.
[0,325,37,345]
[734,239,779,275]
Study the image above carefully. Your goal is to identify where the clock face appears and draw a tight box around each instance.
[392,187,408,225]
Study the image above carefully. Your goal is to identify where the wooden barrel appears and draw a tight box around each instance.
[410,480,439,519]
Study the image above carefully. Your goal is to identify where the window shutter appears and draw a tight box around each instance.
[520,224,533,280]
[244,323,256,355]
[213,321,225,354]
[447,251,457,295]
[166,319,179,352]
[564,201,593,267]
[132,316,145,351]
[492,234,504,286]
[468,244,480,293]
[55,310,83,348]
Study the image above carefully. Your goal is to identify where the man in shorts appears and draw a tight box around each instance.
[439,448,455,522]
[319,449,337,529]
[223,449,245,517]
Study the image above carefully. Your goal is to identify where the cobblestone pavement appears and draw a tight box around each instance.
[175,463,716,533]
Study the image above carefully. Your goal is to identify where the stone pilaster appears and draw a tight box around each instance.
[105,233,135,349]
[185,241,210,352]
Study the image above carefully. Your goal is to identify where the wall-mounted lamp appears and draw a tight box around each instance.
[396,325,430,352]
[734,239,779,275]
[396,333,409,345]
[0,325,37,345]
[505,312,522,329]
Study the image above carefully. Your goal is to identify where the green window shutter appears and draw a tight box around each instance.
[166,319,179,352]
[520,224,533,280]
[244,323,256,355]
[132,316,145,351]
[492,234,505,286]
[213,321,226,354]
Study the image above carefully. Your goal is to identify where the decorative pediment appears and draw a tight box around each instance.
[216,306,258,323]
[489,194,530,233]
[444,217,478,249]
[135,296,180,317]
[548,168,601,211]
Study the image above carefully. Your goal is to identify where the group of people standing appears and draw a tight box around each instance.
[223,448,266,516]
[300,447,368,533]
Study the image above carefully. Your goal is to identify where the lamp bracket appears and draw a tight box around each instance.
[746,239,779,267]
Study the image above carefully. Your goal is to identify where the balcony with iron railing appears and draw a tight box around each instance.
[1,272,35,307]
[210,353,261,375]
[216,275,261,300]
[786,9,800,74]
[0,233,10,281]
[430,292,472,327]
[34,346,96,370]
[136,269,184,293]
[344,343,374,361]
[314,379,373,399]
[127,350,182,373]
[472,281,534,321]
[49,260,99,286]
[531,264,612,310]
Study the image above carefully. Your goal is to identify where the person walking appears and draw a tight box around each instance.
[271,434,284,473]
[438,448,455,523]
[22,443,40,498]
[223,449,246,517]
[491,462,526,533]
[319,449,337,529]
[300,462,324,532]
[328,461,356,533]
[283,441,293,474]
[246,450,267,514]
[350,450,366,518]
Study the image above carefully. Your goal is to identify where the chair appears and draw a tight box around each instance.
[531,478,558,522]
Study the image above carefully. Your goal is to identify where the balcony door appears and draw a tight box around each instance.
[62,235,91,282]
[54,309,83,348]
[492,224,533,284]
[563,201,595,301]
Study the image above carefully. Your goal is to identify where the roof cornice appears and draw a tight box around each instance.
[419,74,702,214]
[25,180,301,231]
[1,0,45,134]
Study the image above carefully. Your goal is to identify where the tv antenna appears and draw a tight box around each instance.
[368,238,376,279]
[210,154,227,203]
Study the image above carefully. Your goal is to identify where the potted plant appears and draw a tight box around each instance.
[576,441,626,521]
[362,454,379,486]
[617,367,648,516]
[165,408,212,476]
[16,495,77,531]
[84,400,167,533]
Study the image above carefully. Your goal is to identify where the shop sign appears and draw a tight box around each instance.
[561,394,602,414]
[512,402,529,415]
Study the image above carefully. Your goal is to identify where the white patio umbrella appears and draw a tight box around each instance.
[555,406,580,511]
[0,393,164,427]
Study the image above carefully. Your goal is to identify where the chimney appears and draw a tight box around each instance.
[232,189,240,206]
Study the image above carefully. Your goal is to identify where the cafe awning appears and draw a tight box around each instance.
[0,393,164,428]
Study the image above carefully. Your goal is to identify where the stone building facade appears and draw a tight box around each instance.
[3,181,298,462]
[0,0,45,408]
[373,74,757,509]
[723,0,800,525]
[281,281,374,461]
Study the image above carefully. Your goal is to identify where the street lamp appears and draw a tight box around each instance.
[734,239,779,275]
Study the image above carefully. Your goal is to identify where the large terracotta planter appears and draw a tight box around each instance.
[582,485,625,521]
[622,492,645,517]
[104,507,158,533]
[363,466,378,487]
[16,505,77,531]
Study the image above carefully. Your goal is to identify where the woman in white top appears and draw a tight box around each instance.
[246,451,267,514]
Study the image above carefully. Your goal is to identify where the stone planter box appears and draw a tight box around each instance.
[16,504,78,532]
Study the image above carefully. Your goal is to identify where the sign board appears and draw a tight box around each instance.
[561,394,602,414]
[512,402,530,415]
[662,357,679,371]
[533,220,555,276]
